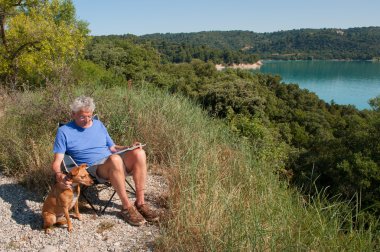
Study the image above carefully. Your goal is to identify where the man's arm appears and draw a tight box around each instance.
[51,153,71,187]
[110,145,128,152]
[52,153,64,173]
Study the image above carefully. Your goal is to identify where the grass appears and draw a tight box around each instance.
[97,221,115,234]
[0,82,379,251]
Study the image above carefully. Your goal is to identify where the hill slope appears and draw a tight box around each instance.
[0,83,378,250]
[140,27,380,60]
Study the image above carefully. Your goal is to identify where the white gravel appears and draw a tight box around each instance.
[0,172,167,252]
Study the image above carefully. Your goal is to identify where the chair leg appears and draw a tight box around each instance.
[81,186,99,215]
[125,178,136,195]
[82,186,117,216]
[81,180,136,216]
[81,186,121,216]
[99,190,116,215]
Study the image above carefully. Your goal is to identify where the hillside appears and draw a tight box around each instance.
[89,27,380,65]
[82,35,380,217]
[1,83,378,251]
[139,27,380,60]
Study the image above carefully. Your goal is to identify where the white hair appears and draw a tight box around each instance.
[70,96,95,113]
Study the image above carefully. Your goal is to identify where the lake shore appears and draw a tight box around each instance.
[215,60,263,71]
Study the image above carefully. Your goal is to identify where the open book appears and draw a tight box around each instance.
[113,144,146,155]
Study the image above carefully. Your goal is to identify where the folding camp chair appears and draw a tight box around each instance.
[58,115,136,216]
[60,153,136,215]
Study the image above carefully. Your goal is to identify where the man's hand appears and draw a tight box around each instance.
[132,142,143,149]
[56,172,72,189]
[109,145,118,153]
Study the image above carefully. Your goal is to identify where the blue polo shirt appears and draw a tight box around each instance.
[53,120,115,166]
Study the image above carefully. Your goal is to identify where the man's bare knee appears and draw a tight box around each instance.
[124,149,146,172]
[97,155,124,180]
[128,149,146,162]
[108,154,123,165]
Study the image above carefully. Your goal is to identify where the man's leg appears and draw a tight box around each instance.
[123,148,159,222]
[123,148,147,207]
[95,153,146,226]
[96,149,158,222]
[96,154,133,209]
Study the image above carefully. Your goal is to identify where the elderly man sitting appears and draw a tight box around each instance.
[51,95,158,226]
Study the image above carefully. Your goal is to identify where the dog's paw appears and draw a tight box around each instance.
[67,221,73,232]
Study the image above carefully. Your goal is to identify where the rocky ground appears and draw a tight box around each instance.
[0,172,168,252]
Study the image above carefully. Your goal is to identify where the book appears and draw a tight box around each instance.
[113,144,146,155]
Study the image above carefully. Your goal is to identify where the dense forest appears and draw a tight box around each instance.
[90,27,380,64]
[137,27,380,61]
[88,34,259,65]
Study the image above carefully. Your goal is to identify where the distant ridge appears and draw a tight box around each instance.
[139,27,380,60]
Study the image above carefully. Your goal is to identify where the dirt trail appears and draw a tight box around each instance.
[0,172,167,251]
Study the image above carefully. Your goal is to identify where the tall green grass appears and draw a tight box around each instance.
[0,83,378,251]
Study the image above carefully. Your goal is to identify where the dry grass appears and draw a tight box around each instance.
[96,221,115,234]
[0,84,378,251]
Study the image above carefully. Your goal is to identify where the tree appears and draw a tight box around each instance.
[369,95,380,112]
[85,37,160,82]
[0,0,89,89]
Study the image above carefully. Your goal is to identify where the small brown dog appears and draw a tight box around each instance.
[42,164,94,234]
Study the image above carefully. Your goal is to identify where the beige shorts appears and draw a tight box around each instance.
[86,156,109,183]
[86,153,129,184]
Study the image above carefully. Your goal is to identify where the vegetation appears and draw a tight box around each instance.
[139,27,380,61]
[194,73,380,216]
[89,34,259,65]
[1,73,379,250]
[84,37,380,217]
[0,0,88,89]
[0,2,379,249]
[84,27,380,66]
[84,36,159,82]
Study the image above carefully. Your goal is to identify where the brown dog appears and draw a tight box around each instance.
[42,164,94,233]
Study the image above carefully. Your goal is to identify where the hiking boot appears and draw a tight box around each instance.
[120,206,146,226]
[135,203,159,222]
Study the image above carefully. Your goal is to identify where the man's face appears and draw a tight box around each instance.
[72,109,93,128]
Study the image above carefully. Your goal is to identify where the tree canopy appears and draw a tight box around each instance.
[138,28,380,61]
[0,0,89,89]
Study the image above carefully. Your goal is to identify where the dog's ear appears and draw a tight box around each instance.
[70,166,80,176]
[79,164,87,170]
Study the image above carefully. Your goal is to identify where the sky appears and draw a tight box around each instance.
[72,0,380,36]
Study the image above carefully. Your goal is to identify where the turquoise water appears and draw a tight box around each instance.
[256,60,380,110]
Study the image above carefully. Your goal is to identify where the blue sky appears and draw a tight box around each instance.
[72,0,380,36]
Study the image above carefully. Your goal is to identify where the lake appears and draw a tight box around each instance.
[255,60,380,110]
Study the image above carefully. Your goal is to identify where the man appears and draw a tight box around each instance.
[52,95,158,226]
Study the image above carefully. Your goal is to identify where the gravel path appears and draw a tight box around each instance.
[0,172,167,252]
